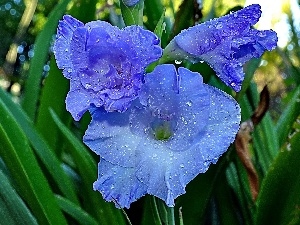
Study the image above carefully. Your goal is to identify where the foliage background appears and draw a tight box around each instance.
[0,0,300,224]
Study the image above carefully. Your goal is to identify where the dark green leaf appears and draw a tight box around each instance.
[0,88,79,204]
[22,0,71,119]
[0,169,38,225]
[275,86,300,147]
[55,195,98,225]
[255,115,300,225]
[0,99,67,225]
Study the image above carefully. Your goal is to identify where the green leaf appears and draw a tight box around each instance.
[154,9,166,42]
[55,195,98,225]
[0,88,79,205]
[0,169,38,225]
[35,57,71,155]
[0,99,67,225]
[50,109,126,225]
[275,86,300,147]
[144,0,164,30]
[255,115,300,225]
[22,0,71,119]
[120,0,144,26]
[170,0,194,39]
[142,196,162,225]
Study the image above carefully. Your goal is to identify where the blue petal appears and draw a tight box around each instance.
[163,4,278,92]
[135,84,240,206]
[84,65,240,207]
[136,65,210,150]
[84,108,139,167]
[94,158,147,209]
[53,15,84,79]
[123,26,162,68]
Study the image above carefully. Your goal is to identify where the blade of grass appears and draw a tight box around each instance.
[22,0,70,119]
[0,169,38,225]
[255,115,300,225]
[275,86,300,147]
[0,100,67,225]
[0,88,79,204]
[55,195,98,225]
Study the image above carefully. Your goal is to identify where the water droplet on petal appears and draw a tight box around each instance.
[186,101,192,107]
[175,60,182,64]
[180,163,184,168]
[216,24,223,29]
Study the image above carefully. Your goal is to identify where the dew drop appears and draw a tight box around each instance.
[231,82,236,87]
[180,164,184,168]
[186,101,192,107]
[67,68,72,73]
[216,24,223,29]
[175,60,182,64]
[199,60,204,63]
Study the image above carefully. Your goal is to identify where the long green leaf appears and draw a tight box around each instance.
[0,100,67,225]
[50,109,126,225]
[275,86,300,147]
[0,88,79,204]
[55,195,98,225]
[0,169,38,225]
[36,57,71,154]
[22,0,71,119]
[255,115,300,225]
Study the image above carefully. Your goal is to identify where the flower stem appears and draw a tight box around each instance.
[167,206,175,225]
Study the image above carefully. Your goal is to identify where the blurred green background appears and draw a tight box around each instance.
[0,0,299,225]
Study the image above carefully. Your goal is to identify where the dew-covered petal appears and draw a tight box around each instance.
[94,158,147,209]
[163,4,278,92]
[83,108,139,167]
[174,4,262,56]
[53,15,84,78]
[136,65,210,150]
[135,84,240,207]
[123,26,162,67]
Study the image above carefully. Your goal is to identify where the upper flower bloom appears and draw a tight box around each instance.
[163,4,278,92]
[83,64,241,208]
[53,15,162,121]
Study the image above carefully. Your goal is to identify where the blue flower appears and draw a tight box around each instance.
[163,4,278,92]
[83,64,241,208]
[53,15,162,121]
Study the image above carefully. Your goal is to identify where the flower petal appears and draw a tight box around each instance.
[83,108,139,167]
[163,4,278,92]
[135,84,240,206]
[53,15,84,79]
[94,158,147,209]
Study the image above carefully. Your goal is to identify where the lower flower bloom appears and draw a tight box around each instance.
[83,64,241,208]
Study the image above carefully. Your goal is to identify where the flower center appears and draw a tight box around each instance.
[153,121,173,141]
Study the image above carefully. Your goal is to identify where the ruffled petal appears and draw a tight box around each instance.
[123,26,162,67]
[163,4,278,92]
[53,15,84,79]
[94,158,147,209]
